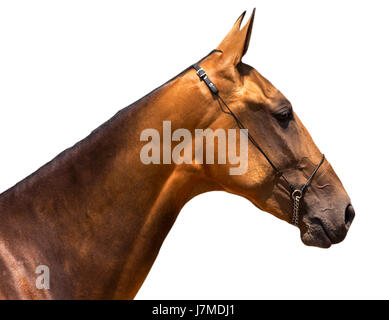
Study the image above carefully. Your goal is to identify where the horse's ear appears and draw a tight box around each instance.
[217,9,256,66]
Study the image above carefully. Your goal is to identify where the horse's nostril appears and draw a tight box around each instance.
[345,204,355,227]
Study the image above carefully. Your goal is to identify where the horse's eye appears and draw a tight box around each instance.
[273,107,293,129]
[274,109,293,124]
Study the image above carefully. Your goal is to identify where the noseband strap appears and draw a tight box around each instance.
[193,63,325,226]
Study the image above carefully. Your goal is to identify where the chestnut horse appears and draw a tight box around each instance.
[0,10,354,299]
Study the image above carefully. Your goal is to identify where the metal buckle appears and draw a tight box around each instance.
[196,68,207,79]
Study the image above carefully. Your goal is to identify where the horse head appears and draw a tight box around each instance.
[194,9,354,248]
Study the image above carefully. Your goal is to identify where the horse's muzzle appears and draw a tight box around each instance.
[300,203,355,248]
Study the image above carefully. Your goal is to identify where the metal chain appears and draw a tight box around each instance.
[292,190,302,226]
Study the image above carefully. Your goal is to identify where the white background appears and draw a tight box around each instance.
[0,1,388,299]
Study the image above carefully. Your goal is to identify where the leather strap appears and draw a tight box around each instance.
[192,63,219,94]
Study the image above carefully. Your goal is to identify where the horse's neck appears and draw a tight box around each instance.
[0,71,219,299]
[107,74,222,298]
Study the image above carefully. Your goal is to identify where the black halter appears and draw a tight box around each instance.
[192,63,325,226]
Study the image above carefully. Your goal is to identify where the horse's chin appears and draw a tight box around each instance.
[301,231,332,248]
[300,223,333,248]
